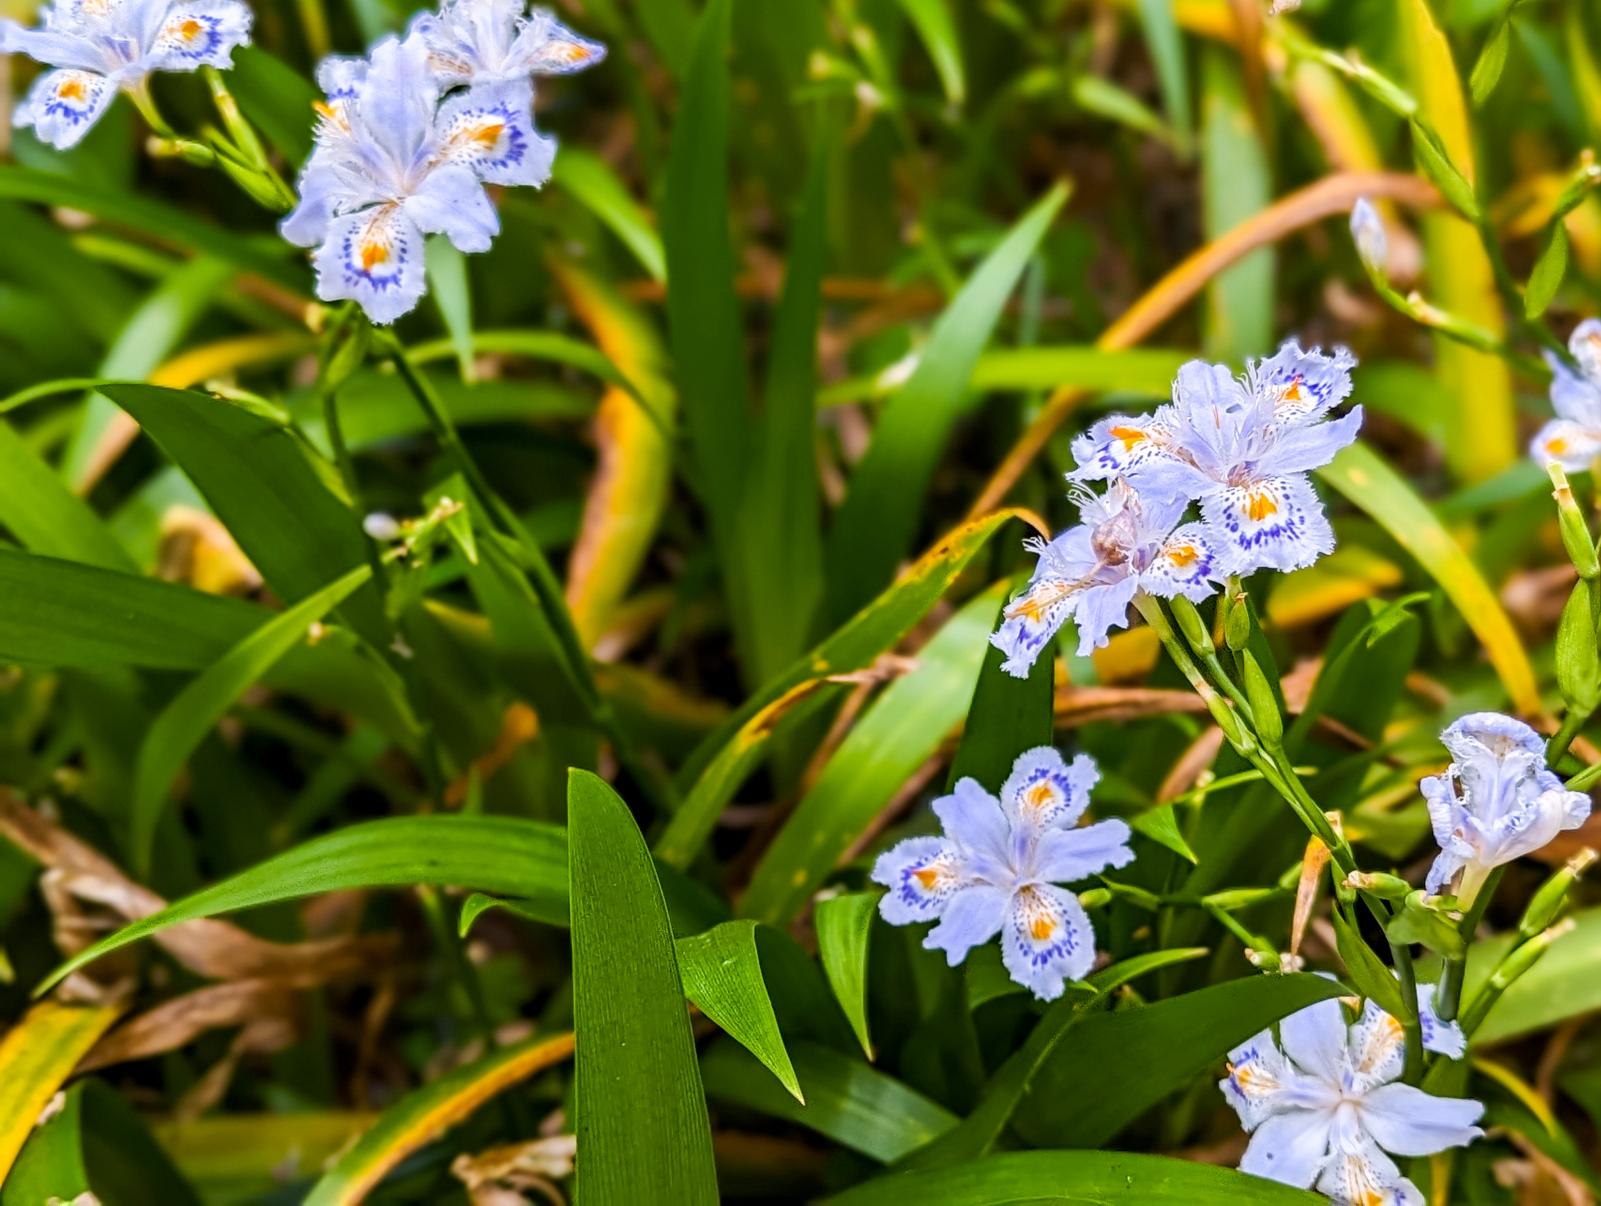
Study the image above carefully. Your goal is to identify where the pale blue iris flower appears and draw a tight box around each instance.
[410,0,606,90]
[1531,319,1601,472]
[282,32,550,324]
[871,747,1133,1000]
[1222,992,1481,1205]
[1421,712,1591,904]
[990,479,1221,677]
[1072,341,1363,578]
[1,0,252,148]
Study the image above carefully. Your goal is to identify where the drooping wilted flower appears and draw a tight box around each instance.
[871,747,1132,1000]
[1221,993,1482,1204]
[1420,712,1591,903]
[1349,197,1388,276]
[1530,319,1601,472]
[1,0,253,149]
[1072,341,1363,577]
[281,33,548,324]
[410,0,605,90]
[990,480,1221,677]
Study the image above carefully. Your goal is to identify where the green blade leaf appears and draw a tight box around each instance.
[1135,0,1192,145]
[659,509,1026,867]
[552,149,666,282]
[1318,441,1539,714]
[823,1151,1323,1204]
[662,0,750,585]
[4,1082,198,1206]
[897,0,965,105]
[815,892,879,1058]
[425,238,476,384]
[1201,47,1273,362]
[1525,220,1569,319]
[1013,973,1349,1148]
[128,564,373,878]
[98,384,389,649]
[701,1039,956,1163]
[735,123,831,686]
[36,816,570,996]
[0,421,136,572]
[947,591,1056,790]
[740,585,1002,925]
[821,184,1067,623]
[568,769,718,1204]
[0,165,302,288]
[64,256,235,491]
[677,920,802,1102]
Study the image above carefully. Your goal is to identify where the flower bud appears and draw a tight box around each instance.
[1490,917,1576,991]
[1169,595,1215,657]
[1224,588,1252,652]
[1344,871,1412,900]
[1350,197,1389,276]
[1241,652,1283,747]
[1078,888,1113,910]
[1205,693,1255,755]
[1548,463,1600,580]
[1519,848,1598,939]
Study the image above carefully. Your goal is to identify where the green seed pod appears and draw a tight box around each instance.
[1078,888,1113,910]
[1202,888,1281,911]
[1241,652,1283,747]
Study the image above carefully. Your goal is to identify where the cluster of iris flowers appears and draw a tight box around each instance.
[281,1,604,323]
[990,339,1364,676]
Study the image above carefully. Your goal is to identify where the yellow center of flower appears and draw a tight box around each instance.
[58,78,86,101]
[1030,915,1057,941]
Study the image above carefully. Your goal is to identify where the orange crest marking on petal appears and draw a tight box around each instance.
[1246,490,1278,522]
[1030,914,1057,941]
[180,17,203,39]
[913,866,940,890]
[556,41,594,63]
[1025,782,1056,809]
[1108,424,1148,451]
[1166,544,1197,568]
[472,120,505,147]
[58,78,86,101]
[361,242,391,272]
[1549,437,1570,456]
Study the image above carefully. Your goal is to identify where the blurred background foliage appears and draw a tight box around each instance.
[1,0,1601,1201]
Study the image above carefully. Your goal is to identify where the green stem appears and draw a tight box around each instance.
[1387,927,1425,1083]
[1548,708,1590,770]
[378,329,676,813]
[1438,865,1503,1023]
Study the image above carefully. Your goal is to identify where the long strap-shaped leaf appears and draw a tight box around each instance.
[0,1001,123,1183]
[36,815,569,996]
[820,183,1068,625]
[128,564,373,878]
[823,1151,1323,1205]
[661,509,1026,865]
[569,770,718,1203]
[303,1032,576,1206]
[1318,441,1539,714]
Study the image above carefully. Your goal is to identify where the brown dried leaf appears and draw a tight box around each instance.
[0,794,395,986]
[77,979,299,1073]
